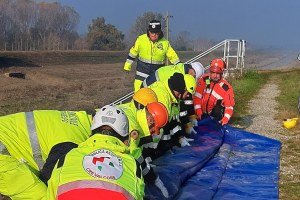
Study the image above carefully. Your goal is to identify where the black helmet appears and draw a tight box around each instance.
[148,20,161,33]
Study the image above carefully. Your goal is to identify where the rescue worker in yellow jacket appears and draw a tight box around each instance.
[118,99,170,198]
[141,61,205,137]
[0,110,92,173]
[142,62,204,88]
[143,73,196,163]
[123,19,180,92]
[46,105,144,200]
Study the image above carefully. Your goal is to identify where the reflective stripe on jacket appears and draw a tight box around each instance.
[193,74,235,122]
[142,63,186,88]
[124,34,180,72]
[47,134,144,200]
[0,110,92,171]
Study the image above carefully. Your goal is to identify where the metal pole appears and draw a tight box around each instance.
[166,11,169,41]
[165,11,173,65]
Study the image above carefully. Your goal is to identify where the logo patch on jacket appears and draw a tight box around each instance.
[83,149,123,180]
[157,43,163,50]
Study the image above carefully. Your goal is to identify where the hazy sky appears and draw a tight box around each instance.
[55,0,300,50]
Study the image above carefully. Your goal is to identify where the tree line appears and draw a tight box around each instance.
[0,0,216,51]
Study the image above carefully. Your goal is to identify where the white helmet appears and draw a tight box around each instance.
[191,62,205,80]
[91,105,129,137]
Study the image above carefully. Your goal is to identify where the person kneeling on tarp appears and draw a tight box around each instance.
[45,105,144,200]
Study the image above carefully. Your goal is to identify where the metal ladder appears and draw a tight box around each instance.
[110,39,246,106]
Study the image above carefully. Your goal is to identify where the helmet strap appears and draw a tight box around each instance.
[134,100,145,110]
[92,126,128,143]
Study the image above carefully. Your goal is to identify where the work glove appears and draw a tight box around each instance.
[152,129,163,143]
[154,176,169,198]
[189,115,198,127]
[123,62,132,72]
[184,122,197,135]
[219,117,228,126]
[195,109,202,120]
[179,136,194,147]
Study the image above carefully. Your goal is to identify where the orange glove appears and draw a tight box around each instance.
[219,118,228,126]
[195,109,202,120]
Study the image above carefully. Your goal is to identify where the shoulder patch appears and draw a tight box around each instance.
[157,43,163,50]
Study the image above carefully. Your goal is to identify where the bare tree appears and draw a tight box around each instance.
[13,0,37,50]
[173,31,193,51]
[0,0,80,50]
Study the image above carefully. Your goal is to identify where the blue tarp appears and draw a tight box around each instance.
[145,118,281,200]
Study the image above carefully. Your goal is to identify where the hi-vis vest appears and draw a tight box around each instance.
[124,34,180,71]
[47,134,144,200]
[0,154,47,200]
[142,63,186,87]
[117,101,158,178]
[148,81,182,143]
[148,80,178,119]
[0,110,92,172]
[117,101,144,159]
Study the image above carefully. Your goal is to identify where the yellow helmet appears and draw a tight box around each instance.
[133,88,158,106]
[283,118,298,129]
[184,74,196,95]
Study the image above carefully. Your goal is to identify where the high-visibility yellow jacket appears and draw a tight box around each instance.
[0,154,47,200]
[117,101,157,155]
[0,110,92,172]
[146,80,183,144]
[142,63,186,87]
[47,134,144,200]
[117,101,143,159]
[148,80,178,119]
[117,102,158,183]
[117,101,152,138]
[142,63,196,130]
[124,34,180,72]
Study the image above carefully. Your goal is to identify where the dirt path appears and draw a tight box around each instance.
[242,76,287,140]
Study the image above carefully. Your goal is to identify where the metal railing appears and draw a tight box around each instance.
[110,39,246,106]
[186,39,246,73]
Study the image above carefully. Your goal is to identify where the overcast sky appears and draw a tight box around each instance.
[55,0,300,51]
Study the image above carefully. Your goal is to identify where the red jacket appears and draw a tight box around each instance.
[193,74,235,124]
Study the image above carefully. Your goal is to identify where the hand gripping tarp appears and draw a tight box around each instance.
[145,118,281,200]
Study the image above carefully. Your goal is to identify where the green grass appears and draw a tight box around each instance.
[273,69,300,200]
[280,183,300,200]
[275,70,300,119]
[228,68,299,124]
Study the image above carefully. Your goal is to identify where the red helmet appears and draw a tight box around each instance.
[210,58,226,74]
[147,102,168,134]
